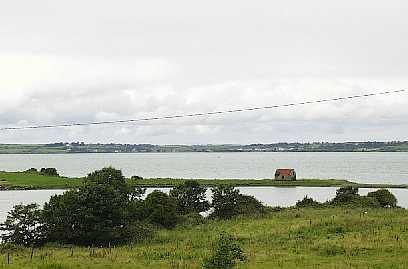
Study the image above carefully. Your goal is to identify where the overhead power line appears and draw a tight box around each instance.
[0,89,406,131]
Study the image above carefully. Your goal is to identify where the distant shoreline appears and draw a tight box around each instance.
[1,141,408,154]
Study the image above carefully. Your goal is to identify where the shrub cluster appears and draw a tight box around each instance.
[203,232,246,269]
[40,168,59,177]
[296,186,398,209]
[1,170,265,247]
[24,167,60,177]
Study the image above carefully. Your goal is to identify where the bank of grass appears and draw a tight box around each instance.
[2,207,408,268]
[128,178,408,189]
[0,172,81,189]
[1,171,407,190]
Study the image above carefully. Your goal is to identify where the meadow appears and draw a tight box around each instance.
[1,207,408,269]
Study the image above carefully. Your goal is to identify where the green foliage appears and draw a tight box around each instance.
[367,189,397,207]
[25,168,38,173]
[326,187,396,208]
[143,191,178,228]
[211,186,240,219]
[40,168,59,177]
[0,203,46,247]
[170,180,210,214]
[203,232,246,269]
[236,194,265,215]
[211,186,264,219]
[296,196,322,208]
[178,212,206,227]
[42,167,147,246]
[330,186,360,205]
[2,208,408,268]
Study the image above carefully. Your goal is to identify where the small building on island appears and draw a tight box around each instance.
[275,169,296,181]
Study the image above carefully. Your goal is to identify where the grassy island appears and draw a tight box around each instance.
[0,171,407,190]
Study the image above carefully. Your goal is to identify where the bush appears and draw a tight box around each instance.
[236,194,265,215]
[143,191,178,228]
[43,167,148,246]
[211,186,240,219]
[367,189,397,208]
[203,232,246,269]
[211,186,265,219]
[131,175,144,180]
[296,196,321,208]
[178,212,206,227]
[25,168,38,173]
[330,186,360,205]
[0,204,46,247]
[40,168,59,177]
[170,180,210,215]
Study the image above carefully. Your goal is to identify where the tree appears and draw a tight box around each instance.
[0,204,46,247]
[203,232,246,269]
[367,189,397,207]
[169,180,210,214]
[143,191,178,228]
[331,186,359,205]
[236,194,265,215]
[211,186,240,219]
[40,168,59,177]
[43,167,146,246]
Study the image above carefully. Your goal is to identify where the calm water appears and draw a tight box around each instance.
[1,152,408,222]
[0,152,407,183]
[1,187,408,222]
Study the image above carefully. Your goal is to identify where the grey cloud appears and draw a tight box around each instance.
[0,0,408,143]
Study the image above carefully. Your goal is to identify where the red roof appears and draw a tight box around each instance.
[275,169,294,176]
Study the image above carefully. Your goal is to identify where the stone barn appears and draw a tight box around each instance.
[275,169,296,181]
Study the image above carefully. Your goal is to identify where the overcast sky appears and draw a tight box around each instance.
[1,0,408,144]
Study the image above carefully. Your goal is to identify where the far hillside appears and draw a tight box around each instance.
[0,141,408,154]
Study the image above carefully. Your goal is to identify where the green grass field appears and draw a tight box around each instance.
[0,172,81,189]
[0,171,407,190]
[1,207,408,268]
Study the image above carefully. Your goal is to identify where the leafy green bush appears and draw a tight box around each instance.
[178,212,206,227]
[330,186,360,205]
[296,196,322,208]
[144,191,178,228]
[170,180,210,215]
[236,194,265,215]
[367,189,397,207]
[203,232,246,269]
[0,203,46,247]
[211,186,265,219]
[40,168,59,177]
[211,186,240,219]
[25,168,38,173]
[42,167,148,246]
